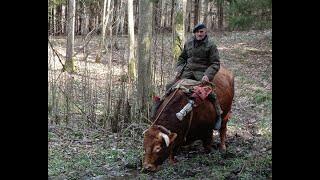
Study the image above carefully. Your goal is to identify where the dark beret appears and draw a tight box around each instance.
[193,23,206,33]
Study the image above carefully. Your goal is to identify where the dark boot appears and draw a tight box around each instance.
[208,93,223,130]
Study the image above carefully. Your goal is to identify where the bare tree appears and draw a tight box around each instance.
[80,1,89,35]
[65,0,75,73]
[194,0,200,25]
[117,0,126,35]
[160,0,166,28]
[200,0,209,25]
[173,0,187,62]
[137,0,153,118]
[128,0,136,81]
[55,4,62,35]
[217,0,224,31]
[186,0,191,32]
[96,0,111,63]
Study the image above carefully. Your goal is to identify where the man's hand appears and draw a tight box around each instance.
[201,75,209,83]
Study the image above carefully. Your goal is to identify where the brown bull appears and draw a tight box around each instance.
[142,66,234,171]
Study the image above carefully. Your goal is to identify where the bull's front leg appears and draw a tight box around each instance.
[168,147,178,164]
[202,131,213,153]
[219,122,227,152]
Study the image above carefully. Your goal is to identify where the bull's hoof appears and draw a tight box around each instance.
[204,149,212,154]
[169,158,178,164]
[218,144,226,153]
[204,146,213,154]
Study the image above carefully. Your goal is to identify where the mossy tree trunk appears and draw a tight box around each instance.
[137,0,153,119]
[65,0,75,73]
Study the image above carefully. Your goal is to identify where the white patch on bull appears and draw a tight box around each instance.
[159,132,170,147]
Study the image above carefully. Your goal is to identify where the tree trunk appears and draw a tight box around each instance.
[135,0,139,31]
[137,0,153,118]
[160,0,166,28]
[75,2,78,35]
[128,0,136,81]
[56,4,62,35]
[96,0,111,63]
[65,0,75,73]
[52,4,56,35]
[81,2,89,35]
[170,0,174,28]
[119,1,125,35]
[201,0,208,25]
[105,24,114,123]
[64,74,74,124]
[173,0,187,61]
[78,2,82,35]
[217,0,224,31]
[194,0,199,25]
[207,1,213,30]
[186,0,191,33]
[164,1,168,27]
[89,3,95,32]
[198,0,202,23]
[102,0,110,44]
[64,3,68,35]
[48,0,52,35]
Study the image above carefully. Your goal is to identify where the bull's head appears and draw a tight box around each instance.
[142,125,177,171]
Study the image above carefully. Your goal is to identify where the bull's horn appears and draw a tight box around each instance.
[156,125,171,135]
[159,132,170,147]
[142,129,148,135]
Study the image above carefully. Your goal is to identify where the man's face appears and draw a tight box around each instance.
[195,28,207,40]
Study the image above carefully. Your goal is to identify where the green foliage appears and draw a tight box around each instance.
[253,88,272,104]
[227,0,272,30]
[49,146,122,179]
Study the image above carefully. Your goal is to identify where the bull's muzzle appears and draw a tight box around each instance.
[143,162,157,171]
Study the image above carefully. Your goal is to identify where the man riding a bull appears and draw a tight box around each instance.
[152,23,223,130]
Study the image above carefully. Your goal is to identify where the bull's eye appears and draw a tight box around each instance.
[153,145,162,153]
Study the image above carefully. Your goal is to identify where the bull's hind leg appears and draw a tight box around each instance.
[202,131,213,153]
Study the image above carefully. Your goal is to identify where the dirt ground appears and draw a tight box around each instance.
[48,29,272,179]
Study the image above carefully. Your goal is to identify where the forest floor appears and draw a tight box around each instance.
[48,29,272,179]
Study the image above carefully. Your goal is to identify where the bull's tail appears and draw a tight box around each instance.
[225,72,235,121]
[231,74,235,99]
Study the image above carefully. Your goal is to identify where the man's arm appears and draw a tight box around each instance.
[204,44,220,80]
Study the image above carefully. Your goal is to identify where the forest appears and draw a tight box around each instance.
[48,0,272,179]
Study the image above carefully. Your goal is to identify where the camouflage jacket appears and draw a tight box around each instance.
[176,35,220,81]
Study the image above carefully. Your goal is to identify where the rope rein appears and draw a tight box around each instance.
[151,88,179,126]
[150,88,194,143]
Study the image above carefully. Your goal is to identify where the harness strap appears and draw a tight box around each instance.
[151,88,194,143]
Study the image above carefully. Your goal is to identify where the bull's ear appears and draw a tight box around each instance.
[169,133,177,145]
